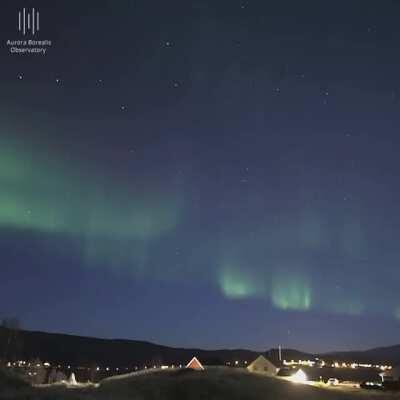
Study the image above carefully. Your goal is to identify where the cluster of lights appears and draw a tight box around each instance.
[365,381,383,387]
[226,360,247,366]
[332,362,391,370]
[94,364,186,372]
[283,359,391,371]
[6,360,53,368]
[6,361,144,373]
[283,359,315,367]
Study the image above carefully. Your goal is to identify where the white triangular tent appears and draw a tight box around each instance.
[68,372,77,385]
[186,356,204,370]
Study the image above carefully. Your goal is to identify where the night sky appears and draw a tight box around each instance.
[1,0,400,353]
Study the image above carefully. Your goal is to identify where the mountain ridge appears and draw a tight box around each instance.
[1,327,398,366]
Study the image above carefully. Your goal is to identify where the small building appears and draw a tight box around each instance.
[247,355,279,376]
[381,366,400,382]
[186,357,204,370]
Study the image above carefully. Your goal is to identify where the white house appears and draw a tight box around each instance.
[247,355,279,376]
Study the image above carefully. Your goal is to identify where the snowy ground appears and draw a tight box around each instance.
[35,380,99,389]
[2,367,399,400]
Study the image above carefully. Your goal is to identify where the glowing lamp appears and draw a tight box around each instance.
[290,369,307,383]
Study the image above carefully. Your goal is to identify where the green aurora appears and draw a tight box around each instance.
[271,274,312,311]
[1,137,397,319]
[0,138,182,241]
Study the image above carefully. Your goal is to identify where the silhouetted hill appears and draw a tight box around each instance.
[0,327,258,367]
[323,345,400,365]
[1,327,399,367]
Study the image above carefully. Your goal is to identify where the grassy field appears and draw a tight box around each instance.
[1,367,398,400]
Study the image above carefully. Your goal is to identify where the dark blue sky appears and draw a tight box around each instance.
[1,0,400,353]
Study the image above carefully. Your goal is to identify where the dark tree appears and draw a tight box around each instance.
[1,317,23,362]
[89,362,98,382]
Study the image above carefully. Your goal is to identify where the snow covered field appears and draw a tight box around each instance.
[2,367,399,400]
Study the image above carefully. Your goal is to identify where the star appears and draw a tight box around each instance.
[121,105,127,111]
[173,81,180,88]
[55,78,61,84]
[165,41,172,47]
[18,74,23,80]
